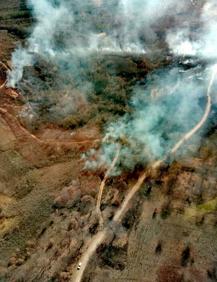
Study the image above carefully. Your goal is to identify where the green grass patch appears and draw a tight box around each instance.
[197,198,217,213]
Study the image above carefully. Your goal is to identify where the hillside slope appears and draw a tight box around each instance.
[0,2,217,282]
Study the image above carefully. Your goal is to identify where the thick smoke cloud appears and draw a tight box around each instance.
[8,0,192,87]
[7,0,217,174]
[8,0,73,87]
[85,0,217,173]
[86,66,212,174]
[166,0,217,58]
[117,0,186,48]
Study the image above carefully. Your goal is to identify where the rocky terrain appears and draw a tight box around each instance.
[0,1,217,282]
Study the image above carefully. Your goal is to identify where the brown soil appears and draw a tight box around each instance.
[0,3,217,282]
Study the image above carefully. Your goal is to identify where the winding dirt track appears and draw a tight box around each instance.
[0,61,19,98]
[171,67,217,154]
[96,145,120,226]
[72,67,217,282]
[0,61,10,89]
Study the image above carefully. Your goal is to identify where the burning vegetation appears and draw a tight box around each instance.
[0,0,217,281]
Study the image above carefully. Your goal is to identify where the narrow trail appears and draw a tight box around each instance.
[0,61,19,98]
[72,162,158,282]
[96,145,120,226]
[0,61,10,89]
[72,67,216,282]
[171,67,216,154]
[0,107,43,143]
[0,107,100,147]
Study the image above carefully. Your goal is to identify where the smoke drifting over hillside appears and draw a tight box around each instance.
[94,66,214,174]
[166,0,217,58]
[8,0,195,87]
[8,0,73,88]
[7,0,217,173]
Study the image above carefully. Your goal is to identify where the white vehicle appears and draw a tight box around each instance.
[77,262,82,271]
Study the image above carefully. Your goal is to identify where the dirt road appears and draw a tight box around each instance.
[72,66,216,282]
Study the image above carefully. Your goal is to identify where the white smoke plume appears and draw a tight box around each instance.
[8,0,193,87]
[6,0,217,174]
[166,0,217,58]
[89,65,214,174]
[85,0,217,173]
[8,0,73,87]
[117,0,186,47]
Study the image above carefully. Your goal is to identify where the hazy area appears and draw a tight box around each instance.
[0,1,217,281]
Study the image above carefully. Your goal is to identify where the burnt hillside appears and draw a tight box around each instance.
[0,1,217,282]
